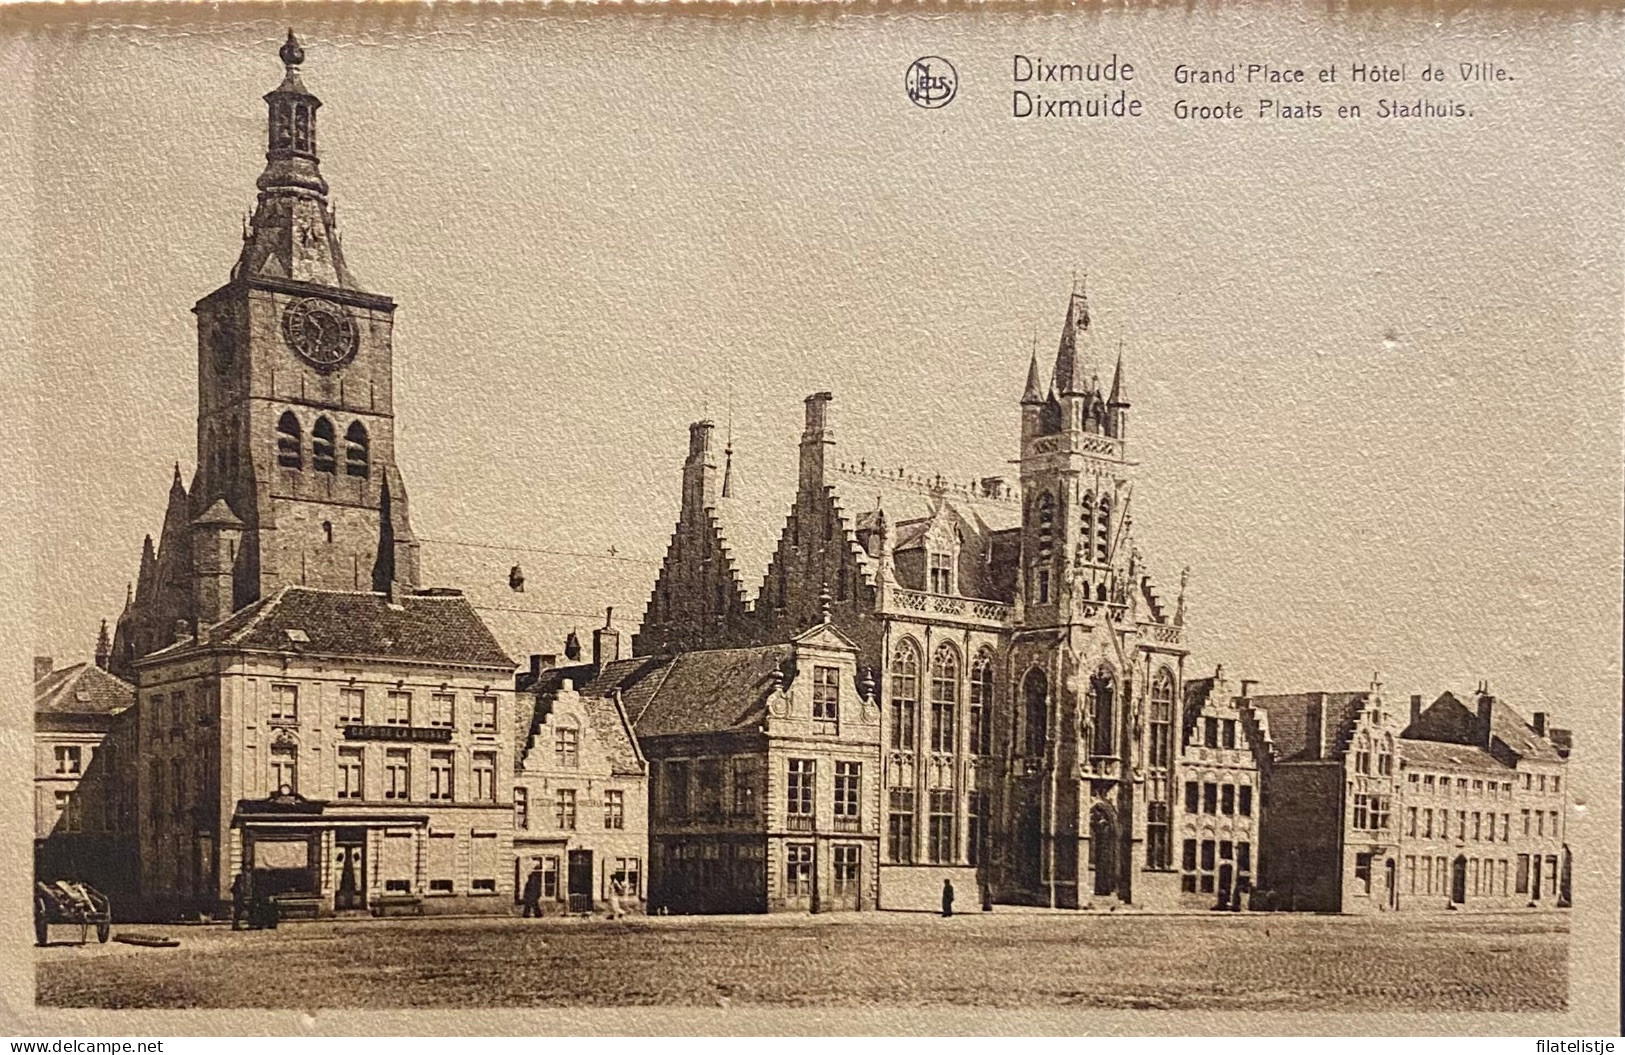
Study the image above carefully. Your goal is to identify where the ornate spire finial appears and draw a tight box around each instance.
[280,29,305,69]
[818,583,833,624]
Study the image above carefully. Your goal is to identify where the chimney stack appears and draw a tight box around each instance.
[33,656,53,682]
[593,606,621,669]
[798,392,835,494]
[1475,686,1495,747]
[1239,679,1257,698]
[1532,712,1547,737]
[1409,693,1423,727]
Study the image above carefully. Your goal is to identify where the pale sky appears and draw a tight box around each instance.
[18,7,1623,743]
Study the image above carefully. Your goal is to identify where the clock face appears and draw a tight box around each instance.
[281,297,359,371]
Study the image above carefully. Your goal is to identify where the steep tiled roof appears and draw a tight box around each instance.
[1489,705,1564,764]
[34,663,135,717]
[585,645,793,739]
[144,587,514,669]
[1398,738,1511,775]
[1242,691,1370,763]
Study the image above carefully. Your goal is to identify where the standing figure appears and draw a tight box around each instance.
[941,878,955,918]
[521,865,544,918]
[230,871,250,930]
[608,876,626,920]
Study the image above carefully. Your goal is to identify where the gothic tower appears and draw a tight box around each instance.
[1004,287,1182,908]
[190,31,418,609]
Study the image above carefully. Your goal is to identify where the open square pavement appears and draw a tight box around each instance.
[35,909,1567,1011]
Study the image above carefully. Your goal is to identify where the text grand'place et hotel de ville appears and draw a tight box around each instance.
[33,34,1573,926]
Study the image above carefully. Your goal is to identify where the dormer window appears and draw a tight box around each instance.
[928,552,953,596]
[812,666,840,735]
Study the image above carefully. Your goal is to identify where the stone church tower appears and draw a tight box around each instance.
[111,33,418,676]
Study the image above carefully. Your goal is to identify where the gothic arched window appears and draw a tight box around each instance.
[312,417,337,474]
[1079,492,1095,563]
[1149,668,1176,769]
[889,639,921,752]
[1096,494,1112,564]
[969,651,995,756]
[1022,667,1048,758]
[1090,667,1117,758]
[276,411,303,470]
[929,644,959,754]
[1032,491,1056,604]
[345,421,369,478]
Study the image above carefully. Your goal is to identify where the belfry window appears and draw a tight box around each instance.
[276,411,303,469]
[1079,492,1095,563]
[312,417,337,474]
[345,422,369,478]
[1096,495,1112,563]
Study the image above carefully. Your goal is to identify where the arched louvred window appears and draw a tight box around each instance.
[1079,492,1095,563]
[1022,667,1048,759]
[1036,492,1055,559]
[889,638,921,752]
[1090,666,1117,758]
[929,643,960,754]
[1149,668,1176,769]
[276,411,303,470]
[345,421,370,478]
[312,417,337,474]
[1096,494,1112,563]
[969,651,995,756]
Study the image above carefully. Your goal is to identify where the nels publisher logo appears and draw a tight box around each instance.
[906,56,958,109]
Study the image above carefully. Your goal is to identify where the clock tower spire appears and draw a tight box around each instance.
[188,30,419,618]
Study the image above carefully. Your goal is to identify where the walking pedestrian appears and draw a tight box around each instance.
[521,864,544,918]
[608,875,625,920]
[941,878,955,918]
[981,880,993,913]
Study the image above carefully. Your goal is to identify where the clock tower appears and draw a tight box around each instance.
[191,31,419,612]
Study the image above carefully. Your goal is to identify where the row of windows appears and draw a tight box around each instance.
[1026,489,1115,603]
[519,855,642,901]
[1400,854,1561,900]
[277,684,500,732]
[1181,838,1251,894]
[1406,807,1562,842]
[886,788,988,866]
[889,642,994,755]
[1184,781,1255,817]
[327,746,498,803]
[1351,793,1392,831]
[376,830,500,896]
[1407,772,1560,797]
[513,787,624,831]
[657,757,762,821]
[276,412,370,477]
[785,843,864,898]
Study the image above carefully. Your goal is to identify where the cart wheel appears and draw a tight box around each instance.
[96,920,111,944]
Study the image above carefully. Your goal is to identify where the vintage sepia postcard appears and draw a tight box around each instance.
[2,0,1620,1039]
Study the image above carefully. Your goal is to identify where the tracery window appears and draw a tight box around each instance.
[1022,667,1048,758]
[929,644,959,754]
[968,652,995,756]
[1149,668,1175,768]
[889,639,920,752]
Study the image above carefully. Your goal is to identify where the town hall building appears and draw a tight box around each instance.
[631,290,1253,910]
